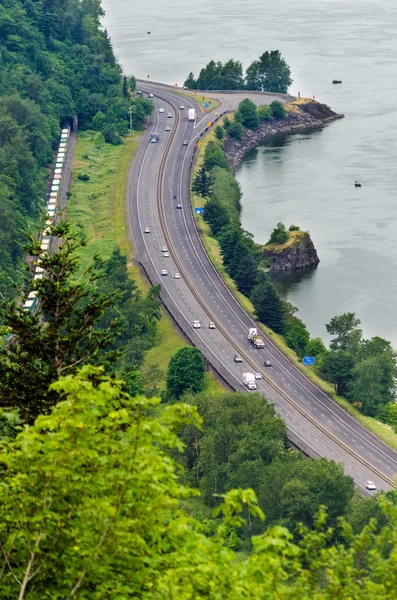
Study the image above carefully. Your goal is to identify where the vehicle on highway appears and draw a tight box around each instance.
[149,93,154,98]
[366,481,377,491]
[264,360,272,367]
[159,107,164,113]
[174,273,181,279]
[248,327,265,348]
[144,227,151,234]
[182,140,188,146]
[161,246,168,253]
[167,112,172,118]
[163,252,169,257]
[234,354,242,363]
[165,126,171,131]
[243,372,257,390]
[137,90,143,95]
[150,132,159,143]
[179,105,185,110]
[161,269,168,276]
[193,320,201,329]
[209,322,216,329]
[176,204,182,209]
[188,108,196,121]
[255,372,262,380]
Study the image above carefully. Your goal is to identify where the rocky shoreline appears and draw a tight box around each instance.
[223,100,344,174]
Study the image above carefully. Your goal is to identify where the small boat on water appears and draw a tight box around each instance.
[332,79,342,84]
[354,181,362,188]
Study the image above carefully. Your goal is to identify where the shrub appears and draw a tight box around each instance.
[257,105,273,121]
[77,173,90,181]
[235,98,259,130]
[227,120,245,140]
[214,125,225,140]
[289,224,300,231]
[270,100,286,120]
[268,222,289,245]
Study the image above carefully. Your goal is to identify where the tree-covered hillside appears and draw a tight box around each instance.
[0,0,150,297]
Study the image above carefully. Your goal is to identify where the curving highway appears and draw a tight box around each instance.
[126,83,397,494]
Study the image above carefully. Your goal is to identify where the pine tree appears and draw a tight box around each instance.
[218,227,241,268]
[203,198,230,235]
[234,254,259,296]
[191,167,213,198]
[122,76,129,98]
[0,221,118,418]
[229,239,251,279]
[250,273,285,334]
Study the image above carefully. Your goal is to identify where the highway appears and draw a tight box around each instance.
[127,83,397,495]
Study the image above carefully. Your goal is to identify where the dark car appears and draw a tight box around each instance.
[233,354,242,363]
[264,360,272,367]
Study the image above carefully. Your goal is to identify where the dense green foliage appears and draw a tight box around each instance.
[318,314,397,419]
[179,391,357,543]
[267,221,289,245]
[184,52,292,93]
[0,223,161,418]
[235,98,259,130]
[251,273,286,334]
[166,347,206,399]
[2,367,397,598]
[0,0,152,298]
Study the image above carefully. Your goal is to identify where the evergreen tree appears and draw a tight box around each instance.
[203,142,230,171]
[129,75,136,92]
[227,120,245,140]
[0,221,118,418]
[218,227,242,268]
[234,254,259,296]
[203,198,230,235]
[229,239,251,279]
[122,76,129,98]
[214,125,225,140]
[184,72,197,89]
[250,273,285,334]
[284,316,310,357]
[191,167,213,198]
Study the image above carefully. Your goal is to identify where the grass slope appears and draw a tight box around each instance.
[68,132,223,393]
[190,113,397,451]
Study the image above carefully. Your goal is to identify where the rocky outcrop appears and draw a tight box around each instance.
[223,100,343,174]
[262,231,319,272]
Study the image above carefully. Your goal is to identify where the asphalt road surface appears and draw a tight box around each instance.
[127,82,397,495]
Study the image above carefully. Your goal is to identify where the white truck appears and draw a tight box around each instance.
[188,108,196,122]
[243,372,257,390]
[247,327,265,349]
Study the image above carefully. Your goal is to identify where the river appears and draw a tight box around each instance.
[102,0,397,346]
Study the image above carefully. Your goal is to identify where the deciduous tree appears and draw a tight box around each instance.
[166,347,206,399]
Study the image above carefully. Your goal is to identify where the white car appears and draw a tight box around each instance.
[144,227,151,233]
[179,105,185,110]
[161,246,168,253]
[149,93,154,98]
[193,320,201,329]
[159,107,164,113]
[163,252,169,258]
[209,322,216,329]
[255,373,262,380]
[161,269,168,276]
[366,481,377,491]
[174,273,181,279]
[167,112,172,118]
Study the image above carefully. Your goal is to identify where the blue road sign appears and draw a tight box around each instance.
[204,102,210,108]
[195,207,204,215]
[303,356,315,366]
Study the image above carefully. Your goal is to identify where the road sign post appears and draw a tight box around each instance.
[303,356,315,366]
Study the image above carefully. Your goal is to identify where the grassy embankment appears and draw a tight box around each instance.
[175,89,218,112]
[67,132,223,393]
[190,110,397,450]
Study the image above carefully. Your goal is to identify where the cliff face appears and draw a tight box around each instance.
[223,100,343,175]
[262,231,320,272]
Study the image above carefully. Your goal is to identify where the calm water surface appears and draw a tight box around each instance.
[102,0,397,345]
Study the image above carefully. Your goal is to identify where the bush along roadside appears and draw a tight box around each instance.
[192,99,397,435]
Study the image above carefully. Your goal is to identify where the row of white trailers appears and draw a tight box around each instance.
[24,126,71,311]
